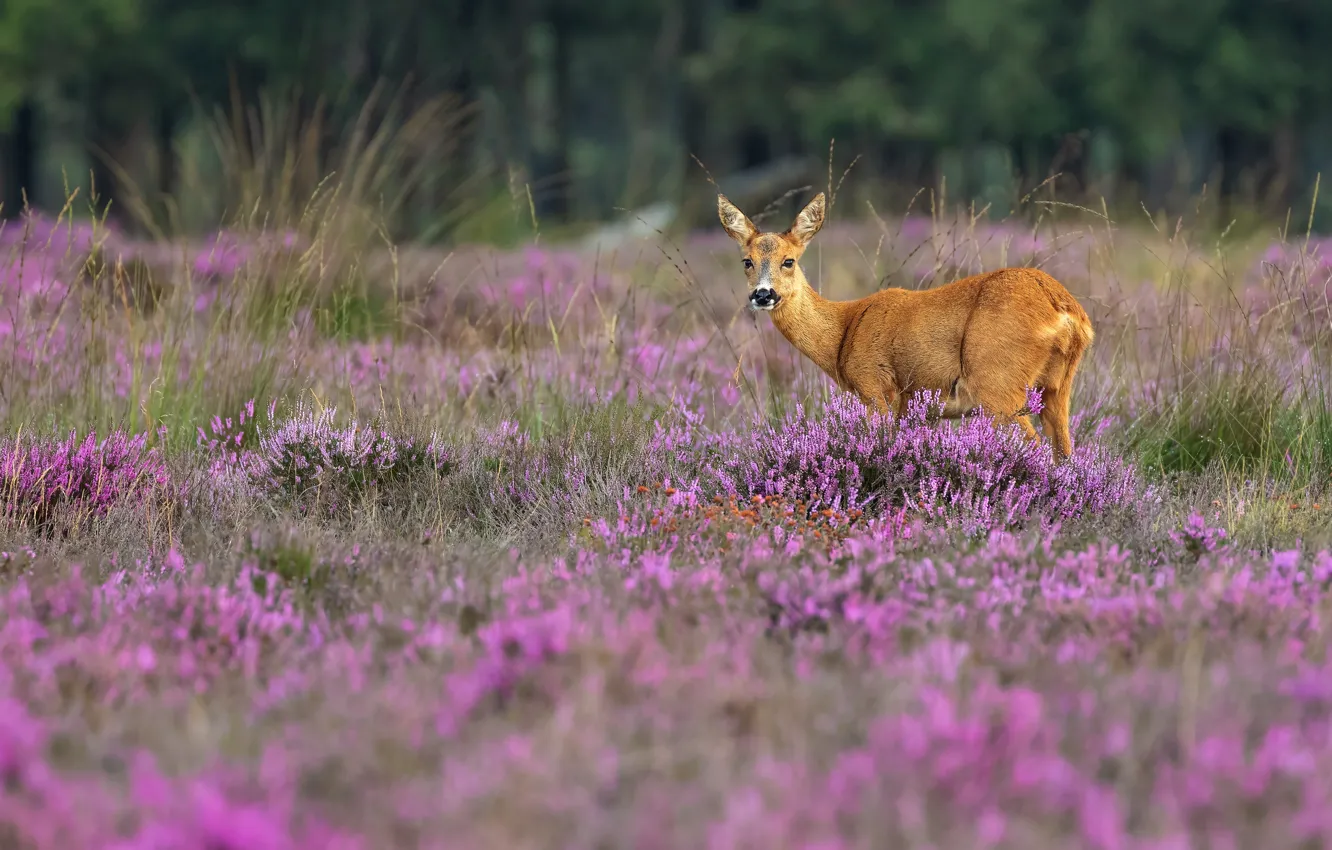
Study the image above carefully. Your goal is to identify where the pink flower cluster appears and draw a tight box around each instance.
[0,429,174,534]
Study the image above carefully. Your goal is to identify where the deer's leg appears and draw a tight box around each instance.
[1039,385,1072,461]
[846,367,897,424]
[863,392,889,420]
[971,384,1041,444]
[896,392,912,419]
[960,319,1047,446]
[1009,414,1041,443]
[1039,354,1084,463]
[850,386,891,424]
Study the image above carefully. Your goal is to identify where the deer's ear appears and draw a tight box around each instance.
[718,194,758,245]
[788,192,826,247]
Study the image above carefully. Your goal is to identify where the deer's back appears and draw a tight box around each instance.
[845,268,1089,387]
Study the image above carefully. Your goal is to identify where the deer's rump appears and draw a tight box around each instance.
[847,268,1092,418]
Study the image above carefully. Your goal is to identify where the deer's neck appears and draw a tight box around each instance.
[769,284,853,385]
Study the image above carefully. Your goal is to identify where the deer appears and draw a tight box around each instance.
[717,191,1094,462]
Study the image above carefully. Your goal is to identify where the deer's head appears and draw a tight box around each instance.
[717,192,826,312]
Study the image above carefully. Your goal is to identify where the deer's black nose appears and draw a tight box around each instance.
[750,287,778,308]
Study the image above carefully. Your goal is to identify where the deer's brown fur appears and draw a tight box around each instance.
[718,192,1094,461]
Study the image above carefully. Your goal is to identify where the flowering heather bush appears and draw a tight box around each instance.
[421,402,717,536]
[4,193,1332,846]
[705,391,1142,534]
[203,399,697,534]
[0,429,174,534]
[0,524,1331,846]
[190,228,305,281]
[583,487,887,561]
[240,401,451,518]
[1171,510,1229,560]
[0,558,362,847]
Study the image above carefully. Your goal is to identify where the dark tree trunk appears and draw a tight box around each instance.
[88,146,120,223]
[424,0,480,238]
[1268,123,1297,214]
[1215,125,1267,224]
[729,0,765,175]
[1048,131,1090,199]
[680,0,708,178]
[1216,126,1243,202]
[538,3,574,221]
[878,140,932,199]
[1,98,38,219]
[86,93,127,225]
[738,126,770,170]
[485,0,534,188]
[155,104,177,225]
[453,0,480,105]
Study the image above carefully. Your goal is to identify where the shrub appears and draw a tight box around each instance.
[704,391,1142,534]
[243,402,451,518]
[0,429,174,535]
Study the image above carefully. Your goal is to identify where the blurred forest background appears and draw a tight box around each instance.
[2,0,1331,244]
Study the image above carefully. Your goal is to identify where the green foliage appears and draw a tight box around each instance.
[246,535,320,598]
[8,0,1332,232]
[315,289,399,342]
[0,0,140,124]
[1125,370,1332,487]
[691,0,1332,197]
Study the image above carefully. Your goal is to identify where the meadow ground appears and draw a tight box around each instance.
[1,189,1331,848]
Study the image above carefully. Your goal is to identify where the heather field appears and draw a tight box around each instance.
[2,190,1332,849]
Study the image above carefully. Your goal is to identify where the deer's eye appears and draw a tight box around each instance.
[743,258,754,270]
[782,259,795,269]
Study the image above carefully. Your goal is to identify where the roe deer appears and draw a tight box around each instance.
[717,192,1094,461]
